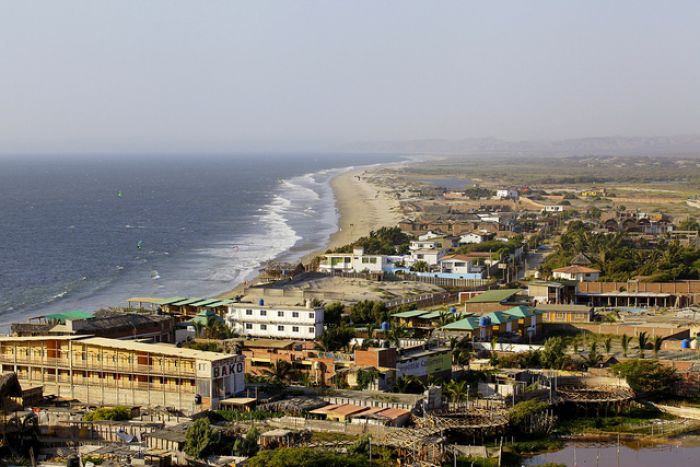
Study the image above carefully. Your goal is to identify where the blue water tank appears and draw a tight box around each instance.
[449,306,457,314]
[259,298,265,306]
[681,339,690,349]
[479,316,492,326]
[380,321,390,331]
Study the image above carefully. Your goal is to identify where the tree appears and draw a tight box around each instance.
[637,332,648,358]
[653,336,663,359]
[248,447,368,467]
[261,360,293,384]
[621,334,630,358]
[411,260,429,272]
[232,427,259,457]
[184,418,219,459]
[324,302,345,326]
[192,321,204,338]
[612,360,680,400]
[317,325,355,352]
[509,400,550,434]
[393,375,425,394]
[604,336,612,356]
[541,337,567,369]
[444,380,469,407]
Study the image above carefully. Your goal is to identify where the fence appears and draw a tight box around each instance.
[385,292,457,309]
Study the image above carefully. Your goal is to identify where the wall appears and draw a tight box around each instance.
[545,322,690,339]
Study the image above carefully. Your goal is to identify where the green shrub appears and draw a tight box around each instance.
[83,406,132,422]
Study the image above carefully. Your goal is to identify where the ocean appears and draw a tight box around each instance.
[0,153,399,325]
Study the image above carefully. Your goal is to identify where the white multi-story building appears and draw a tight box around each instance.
[409,248,445,267]
[226,302,324,340]
[496,188,519,200]
[319,247,388,273]
[544,205,564,213]
[459,232,495,244]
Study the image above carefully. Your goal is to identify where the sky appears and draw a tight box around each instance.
[1,1,699,155]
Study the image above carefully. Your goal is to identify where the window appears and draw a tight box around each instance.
[260,310,267,316]
[260,324,267,330]
[292,326,299,332]
[245,323,253,330]
[308,312,314,319]
[308,327,315,333]
[246,309,252,315]
[292,311,299,318]
[278,311,284,317]
[278,325,285,331]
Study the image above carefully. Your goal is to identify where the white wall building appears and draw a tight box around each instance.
[552,265,600,282]
[409,248,445,267]
[459,232,494,244]
[418,230,447,241]
[496,188,519,200]
[226,302,324,339]
[319,247,388,273]
[544,205,564,212]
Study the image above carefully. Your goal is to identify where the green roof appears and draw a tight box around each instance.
[485,311,518,325]
[464,289,522,304]
[159,297,189,305]
[441,316,480,331]
[205,300,234,308]
[184,309,225,326]
[189,299,221,307]
[391,310,430,319]
[502,305,536,318]
[45,310,94,323]
[171,298,204,306]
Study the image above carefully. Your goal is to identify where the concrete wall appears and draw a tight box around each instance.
[545,322,690,339]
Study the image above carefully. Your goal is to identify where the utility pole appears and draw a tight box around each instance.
[369,436,372,465]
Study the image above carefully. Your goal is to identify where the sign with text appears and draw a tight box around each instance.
[212,355,245,379]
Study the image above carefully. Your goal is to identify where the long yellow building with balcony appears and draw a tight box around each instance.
[0,335,245,414]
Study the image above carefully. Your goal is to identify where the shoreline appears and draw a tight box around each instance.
[300,167,403,263]
[219,165,403,298]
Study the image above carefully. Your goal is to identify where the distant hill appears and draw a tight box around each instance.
[346,135,700,156]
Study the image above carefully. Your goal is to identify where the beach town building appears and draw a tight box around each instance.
[225,301,324,340]
[462,288,530,314]
[408,248,446,267]
[543,205,564,213]
[496,188,519,200]
[437,254,485,279]
[458,231,495,244]
[0,335,245,413]
[11,310,176,343]
[440,306,543,341]
[535,303,595,323]
[409,237,453,251]
[552,265,601,282]
[319,247,389,273]
[418,230,448,241]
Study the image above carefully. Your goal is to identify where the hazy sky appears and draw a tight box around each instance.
[1,1,699,154]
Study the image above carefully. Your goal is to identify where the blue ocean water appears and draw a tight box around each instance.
[0,154,398,324]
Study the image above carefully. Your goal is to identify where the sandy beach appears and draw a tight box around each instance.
[301,167,403,262]
[219,165,403,298]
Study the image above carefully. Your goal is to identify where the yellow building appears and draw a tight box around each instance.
[0,335,245,414]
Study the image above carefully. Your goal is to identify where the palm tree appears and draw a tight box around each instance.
[653,336,663,359]
[444,380,469,408]
[261,360,293,384]
[621,334,630,358]
[604,336,612,356]
[192,321,204,338]
[389,326,405,349]
[438,310,455,327]
[638,332,648,358]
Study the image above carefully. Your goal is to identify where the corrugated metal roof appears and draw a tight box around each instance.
[391,310,430,319]
[171,298,204,306]
[44,310,94,322]
[441,317,480,330]
[188,299,221,307]
[464,289,522,303]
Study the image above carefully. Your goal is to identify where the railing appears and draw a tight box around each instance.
[4,355,196,376]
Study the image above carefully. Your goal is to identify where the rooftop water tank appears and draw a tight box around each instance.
[380,321,390,331]
[681,339,690,349]
[479,316,492,327]
[449,306,457,314]
[259,298,265,306]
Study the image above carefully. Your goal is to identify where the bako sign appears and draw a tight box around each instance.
[212,356,245,379]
